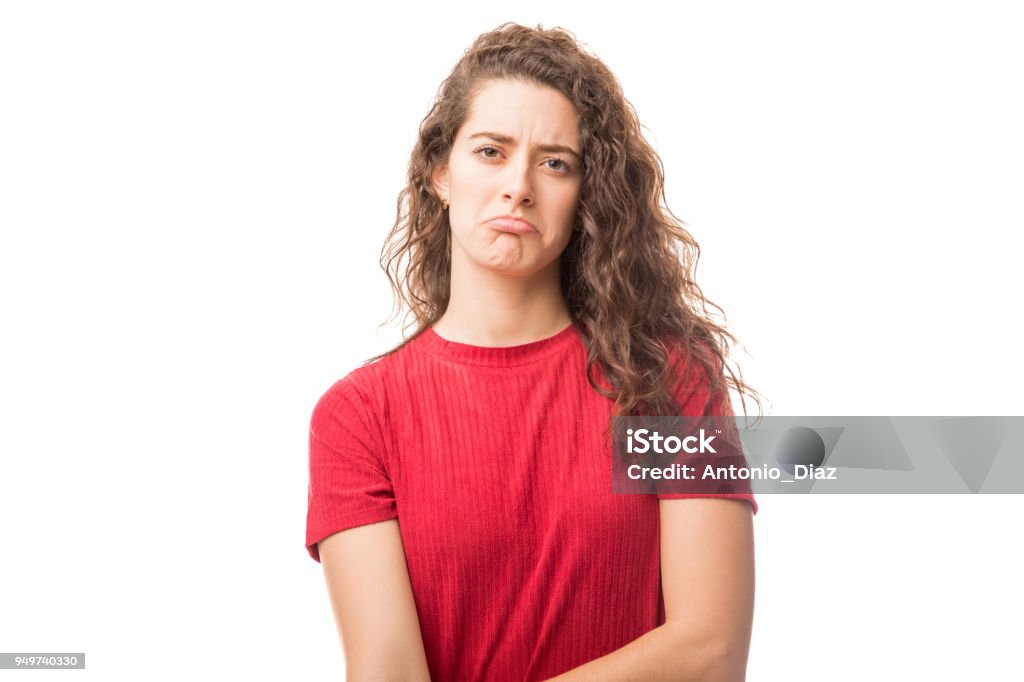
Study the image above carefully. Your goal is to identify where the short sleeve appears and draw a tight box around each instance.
[655,344,758,515]
[305,375,398,562]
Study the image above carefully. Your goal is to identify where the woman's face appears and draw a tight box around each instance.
[433,78,583,279]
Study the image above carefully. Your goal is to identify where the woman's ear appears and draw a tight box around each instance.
[431,163,450,200]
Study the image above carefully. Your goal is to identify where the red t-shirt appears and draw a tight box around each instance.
[305,322,756,681]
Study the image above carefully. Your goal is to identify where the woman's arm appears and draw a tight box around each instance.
[318,519,432,682]
[544,498,755,681]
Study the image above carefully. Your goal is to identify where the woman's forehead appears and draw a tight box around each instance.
[461,79,580,148]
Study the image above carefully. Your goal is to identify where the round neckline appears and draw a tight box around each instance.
[416,321,580,368]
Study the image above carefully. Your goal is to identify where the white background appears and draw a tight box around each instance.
[1,1,1021,680]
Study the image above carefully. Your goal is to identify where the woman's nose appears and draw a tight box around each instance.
[502,156,535,206]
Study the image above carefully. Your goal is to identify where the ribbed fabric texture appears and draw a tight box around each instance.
[305,322,757,681]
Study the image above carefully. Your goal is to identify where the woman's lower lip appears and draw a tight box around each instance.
[488,218,537,234]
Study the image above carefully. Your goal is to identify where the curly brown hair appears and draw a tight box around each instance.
[366,21,764,423]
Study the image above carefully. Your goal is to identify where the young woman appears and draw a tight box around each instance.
[305,22,762,682]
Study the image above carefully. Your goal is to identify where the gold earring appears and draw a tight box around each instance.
[442,195,449,210]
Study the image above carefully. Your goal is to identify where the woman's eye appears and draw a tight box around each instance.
[474,145,501,159]
[473,146,572,174]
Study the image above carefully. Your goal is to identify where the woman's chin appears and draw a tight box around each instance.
[479,242,531,272]
[460,241,555,278]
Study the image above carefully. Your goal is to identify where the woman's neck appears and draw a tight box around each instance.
[435,244,575,346]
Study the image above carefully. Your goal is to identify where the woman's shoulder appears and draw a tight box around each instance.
[658,333,731,416]
[311,337,420,423]
[319,349,396,401]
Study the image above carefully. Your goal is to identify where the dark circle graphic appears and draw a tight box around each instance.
[775,426,826,475]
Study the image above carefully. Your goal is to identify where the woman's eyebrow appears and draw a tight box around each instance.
[467,131,582,162]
